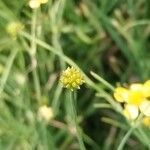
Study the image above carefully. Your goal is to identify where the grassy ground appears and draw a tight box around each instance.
[0,0,150,149]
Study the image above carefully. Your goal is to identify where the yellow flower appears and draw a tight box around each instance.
[38,105,54,122]
[143,117,150,127]
[113,87,128,102]
[60,67,85,91]
[123,104,139,120]
[114,81,150,122]
[6,21,24,38]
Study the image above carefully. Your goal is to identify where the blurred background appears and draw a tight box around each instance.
[0,0,150,149]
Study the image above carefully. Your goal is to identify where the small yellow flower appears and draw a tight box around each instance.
[114,80,150,123]
[123,104,139,120]
[38,105,54,122]
[60,67,85,91]
[6,21,24,38]
[113,87,128,102]
[143,117,150,127]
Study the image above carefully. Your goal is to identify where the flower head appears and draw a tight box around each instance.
[114,83,146,106]
[60,67,85,91]
[114,80,150,121]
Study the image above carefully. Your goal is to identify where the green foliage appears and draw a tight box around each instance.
[0,0,150,149]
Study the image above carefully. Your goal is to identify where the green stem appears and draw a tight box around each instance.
[69,91,86,150]
[90,71,115,91]
[117,114,143,150]
[117,126,135,150]
[51,0,66,114]
[30,9,41,100]
[137,128,150,148]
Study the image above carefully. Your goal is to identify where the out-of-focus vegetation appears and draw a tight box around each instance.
[0,0,150,149]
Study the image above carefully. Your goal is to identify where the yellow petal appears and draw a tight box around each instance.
[143,80,150,98]
[127,90,145,106]
[130,83,143,91]
[123,104,139,120]
[139,100,150,117]
[114,87,128,102]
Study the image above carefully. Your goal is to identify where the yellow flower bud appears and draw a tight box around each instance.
[60,67,85,91]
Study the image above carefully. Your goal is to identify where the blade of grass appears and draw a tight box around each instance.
[0,49,18,95]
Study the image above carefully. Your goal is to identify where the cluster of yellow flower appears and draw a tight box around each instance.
[29,0,48,9]
[114,80,150,127]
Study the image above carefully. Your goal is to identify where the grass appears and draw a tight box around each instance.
[0,0,150,149]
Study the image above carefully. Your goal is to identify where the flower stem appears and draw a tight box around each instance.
[117,114,143,150]
[69,91,86,150]
[30,9,41,101]
[117,126,135,150]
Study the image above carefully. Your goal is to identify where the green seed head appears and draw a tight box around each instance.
[6,21,24,39]
[60,67,85,91]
